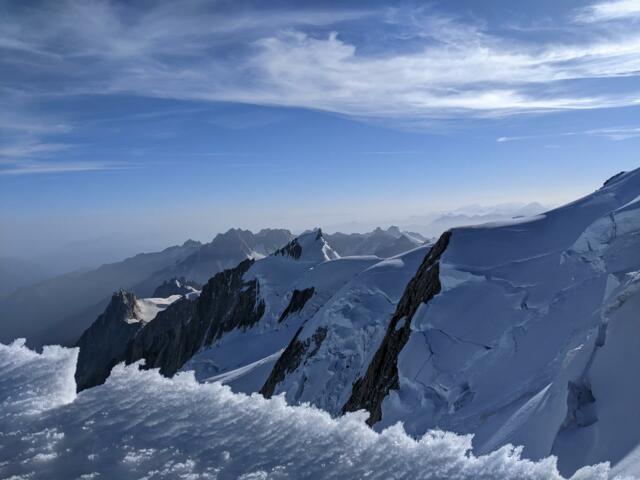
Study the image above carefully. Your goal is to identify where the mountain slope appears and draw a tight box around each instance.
[261,244,432,413]
[0,240,201,347]
[0,229,292,348]
[343,168,640,477]
[325,226,425,258]
[74,229,377,392]
[135,228,293,289]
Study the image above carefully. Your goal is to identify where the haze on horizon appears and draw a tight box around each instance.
[1,0,640,267]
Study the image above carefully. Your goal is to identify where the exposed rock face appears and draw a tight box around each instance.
[275,238,303,260]
[560,380,598,430]
[278,287,315,323]
[602,171,626,187]
[152,277,200,298]
[74,290,142,392]
[260,326,328,398]
[125,259,265,376]
[274,229,338,262]
[343,231,451,425]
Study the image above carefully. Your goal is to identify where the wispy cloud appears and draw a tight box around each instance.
[0,136,131,176]
[0,141,76,159]
[576,0,640,22]
[1,0,640,138]
[585,125,640,140]
[0,160,134,176]
[497,125,640,142]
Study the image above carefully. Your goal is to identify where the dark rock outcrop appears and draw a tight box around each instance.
[343,231,451,425]
[152,277,200,298]
[602,171,626,188]
[561,380,598,430]
[278,287,315,323]
[274,238,303,260]
[74,290,143,392]
[125,259,265,376]
[260,326,327,398]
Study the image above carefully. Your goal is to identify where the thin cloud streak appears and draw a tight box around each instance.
[0,142,76,159]
[497,125,640,142]
[0,161,137,176]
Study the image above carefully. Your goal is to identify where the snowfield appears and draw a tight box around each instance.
[373,169,640,478]
[0,339,613,480]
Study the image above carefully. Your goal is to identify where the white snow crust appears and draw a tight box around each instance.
[0,339,612,480]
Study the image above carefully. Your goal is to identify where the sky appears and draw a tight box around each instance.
[1,0,640,262]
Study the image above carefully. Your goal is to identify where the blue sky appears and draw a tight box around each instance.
[1,0,640,258]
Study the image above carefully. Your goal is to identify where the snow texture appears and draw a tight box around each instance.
[270,245,430,413]
[183,251,379,393]
[378,168,640,477]
[0,339,614,480]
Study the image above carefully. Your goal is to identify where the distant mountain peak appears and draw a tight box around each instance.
[152,277,200,298]
[387,225,402,237]
[274,228,339,262]
[181,239,201,248]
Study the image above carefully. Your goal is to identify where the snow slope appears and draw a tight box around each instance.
[182,230,378,392]
[264,245,431,413]
[354,169,640,477]
[0,339,610,480]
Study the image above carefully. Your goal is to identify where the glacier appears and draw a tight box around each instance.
[0,339,612,480]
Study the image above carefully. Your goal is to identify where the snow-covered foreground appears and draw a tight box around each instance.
[0,340,616,480]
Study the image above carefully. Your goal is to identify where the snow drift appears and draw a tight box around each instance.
[0,339,612,480]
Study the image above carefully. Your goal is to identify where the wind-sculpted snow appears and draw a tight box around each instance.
[0,340,612,480]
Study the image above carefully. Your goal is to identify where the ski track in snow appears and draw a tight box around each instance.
[0,339,617,480]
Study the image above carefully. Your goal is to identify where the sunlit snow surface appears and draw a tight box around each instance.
[0,340,613,480]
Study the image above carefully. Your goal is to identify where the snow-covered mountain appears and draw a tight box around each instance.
[0,240,203,348]
[74,289,195,391]
[342,169,640,477]
[136,228,294,289]
[29,168,640,476]
[325,226,427,258]
[0,229,292,348]
[2,226,422,349]
[74,229,384,392]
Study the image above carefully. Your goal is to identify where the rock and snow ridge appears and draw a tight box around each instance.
[343,168,640,477]
[151,276,200,298]
[52,167,640,476]
[261,243,434,414]
[74,289,189,391]
[0,226,422,349]
[274,228,340,262]
[324,226,427,258]
[0,229,291,349]
[0,339,610,480]
[74,228,377,393]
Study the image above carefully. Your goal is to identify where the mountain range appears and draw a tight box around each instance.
[64,168,640,477]
[0,226,425,347]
